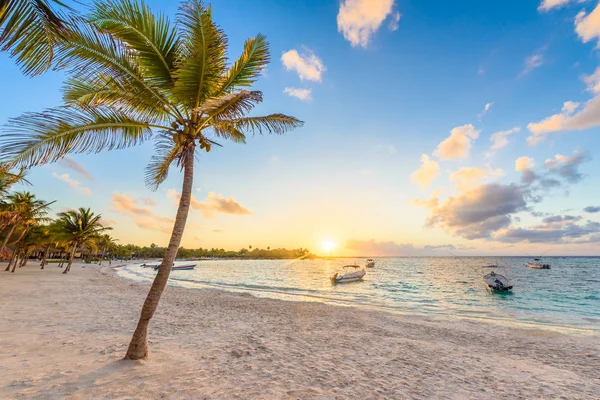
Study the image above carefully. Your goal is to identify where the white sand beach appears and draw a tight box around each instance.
[1,262,599,399]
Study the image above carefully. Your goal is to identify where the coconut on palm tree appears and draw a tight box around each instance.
[54,207,110,274]
[0,0,302,359]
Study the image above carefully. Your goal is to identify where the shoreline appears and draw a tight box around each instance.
[1,262,599,398]
[116,262,600,337]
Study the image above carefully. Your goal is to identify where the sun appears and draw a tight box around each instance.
[322,240,336,253]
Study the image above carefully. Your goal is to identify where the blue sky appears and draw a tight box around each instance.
[1,0,600,255]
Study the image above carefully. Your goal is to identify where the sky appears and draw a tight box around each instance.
[1,0,600,256]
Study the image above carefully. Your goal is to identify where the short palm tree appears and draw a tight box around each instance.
[96,233,117,265]
[0,191,53,256]
[55,207,110,273]
[0,0,73,75]
[0,0,302,359]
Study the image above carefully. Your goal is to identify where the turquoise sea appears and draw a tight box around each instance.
[117,257,600,333]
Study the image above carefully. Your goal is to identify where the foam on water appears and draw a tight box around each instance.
[116,257,600,333]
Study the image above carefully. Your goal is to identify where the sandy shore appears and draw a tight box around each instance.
[1,262,599,399]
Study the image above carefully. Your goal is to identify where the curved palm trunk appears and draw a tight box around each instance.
[19,252,30,268]
[0,224,17,256]
[40,244,50,269]
[125,149,195,360]
[5,249,17,271]
[63,243,78,274]
[4,227,27,270]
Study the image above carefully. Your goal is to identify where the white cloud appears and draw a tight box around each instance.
[281,48,326,82]
[450,166,503,192]
[284,87,312,101]
[527,98,600,144]
[490,127,521,151]
[388,12,401,31]
[478,102,493,120]
[410,154,439,189]
[584,67,600,93]
[58,156,93,181]
[538,0,579,12]
[51,172,92,196]
[337,0,397,47]
[515,156,535,172]
[521,52,544,76]
[434,124,480,160]
[575,3,600,46]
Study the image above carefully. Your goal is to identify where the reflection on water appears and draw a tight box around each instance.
[117,257,600,332]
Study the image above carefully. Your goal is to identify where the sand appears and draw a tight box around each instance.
[1,261,599,399]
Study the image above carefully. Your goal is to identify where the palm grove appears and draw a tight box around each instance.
[0,0,302,359]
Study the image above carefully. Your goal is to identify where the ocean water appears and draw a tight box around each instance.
[116,257,600,333]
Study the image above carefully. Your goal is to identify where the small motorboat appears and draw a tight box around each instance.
[153,263,196,271]
[331,265,366,285]
[365,259,375,268]
[525,258,550,269]
[141,263,160,269]
[482,265,513,292]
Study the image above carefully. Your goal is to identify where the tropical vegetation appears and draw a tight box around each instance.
[0,0,302,359]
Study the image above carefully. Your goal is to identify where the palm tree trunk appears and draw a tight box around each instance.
[40,244,50,269]
[63,243,78,274]
[19,252,30,268]
[125,148,195,360]
[11,254,20,273]
[0,224,17,256]
[5,249,17,271]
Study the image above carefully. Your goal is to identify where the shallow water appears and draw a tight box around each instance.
[116,257,600,332]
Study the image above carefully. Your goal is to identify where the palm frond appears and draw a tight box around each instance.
[53,18,181,119]
[216,34,269,93]
[211,122,246,144]
[0,105,153,168]
[197,90,262,123]
[62,74,171,122]
[0,0,72,75]
[144,131,183,190]
[223,114,304,135]
[91,0,179,90]
[172,0,227,108]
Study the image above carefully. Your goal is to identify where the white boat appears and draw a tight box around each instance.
[365,259,375,268]
[331,265,366,284]
[482,265,513,292]
[526,258,550,269]
[152,263,196,271]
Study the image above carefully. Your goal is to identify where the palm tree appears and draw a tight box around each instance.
[0,164,29,199]
[97,233,117,265]
[0,191,53,256]
[54,207,110,274]
[0,0,74,75]
[0,0,302,359]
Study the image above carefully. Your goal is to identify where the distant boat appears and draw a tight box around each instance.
[482,265,513,292]
[331,265,366,284]
[365,259,375,268]
[152,263,196,271]
[141,263,160,269]
[526,258,551,269]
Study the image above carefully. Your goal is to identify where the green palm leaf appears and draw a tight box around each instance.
[53,19,182,119]
[223,114,304,135]
[144,132,184,190]
[216,34,269,93]
[0,0,71,75]
[90,0,179,89]
[0,106,153,168]
[63,74,172,122]
[197,90,262,123]
[172,0,227,108]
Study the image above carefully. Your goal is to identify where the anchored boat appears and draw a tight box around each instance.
[482,265,513,292]
[366,259,375,268]
[151,263,196,271]
[525,258,551,269]
[331,265,366,284]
